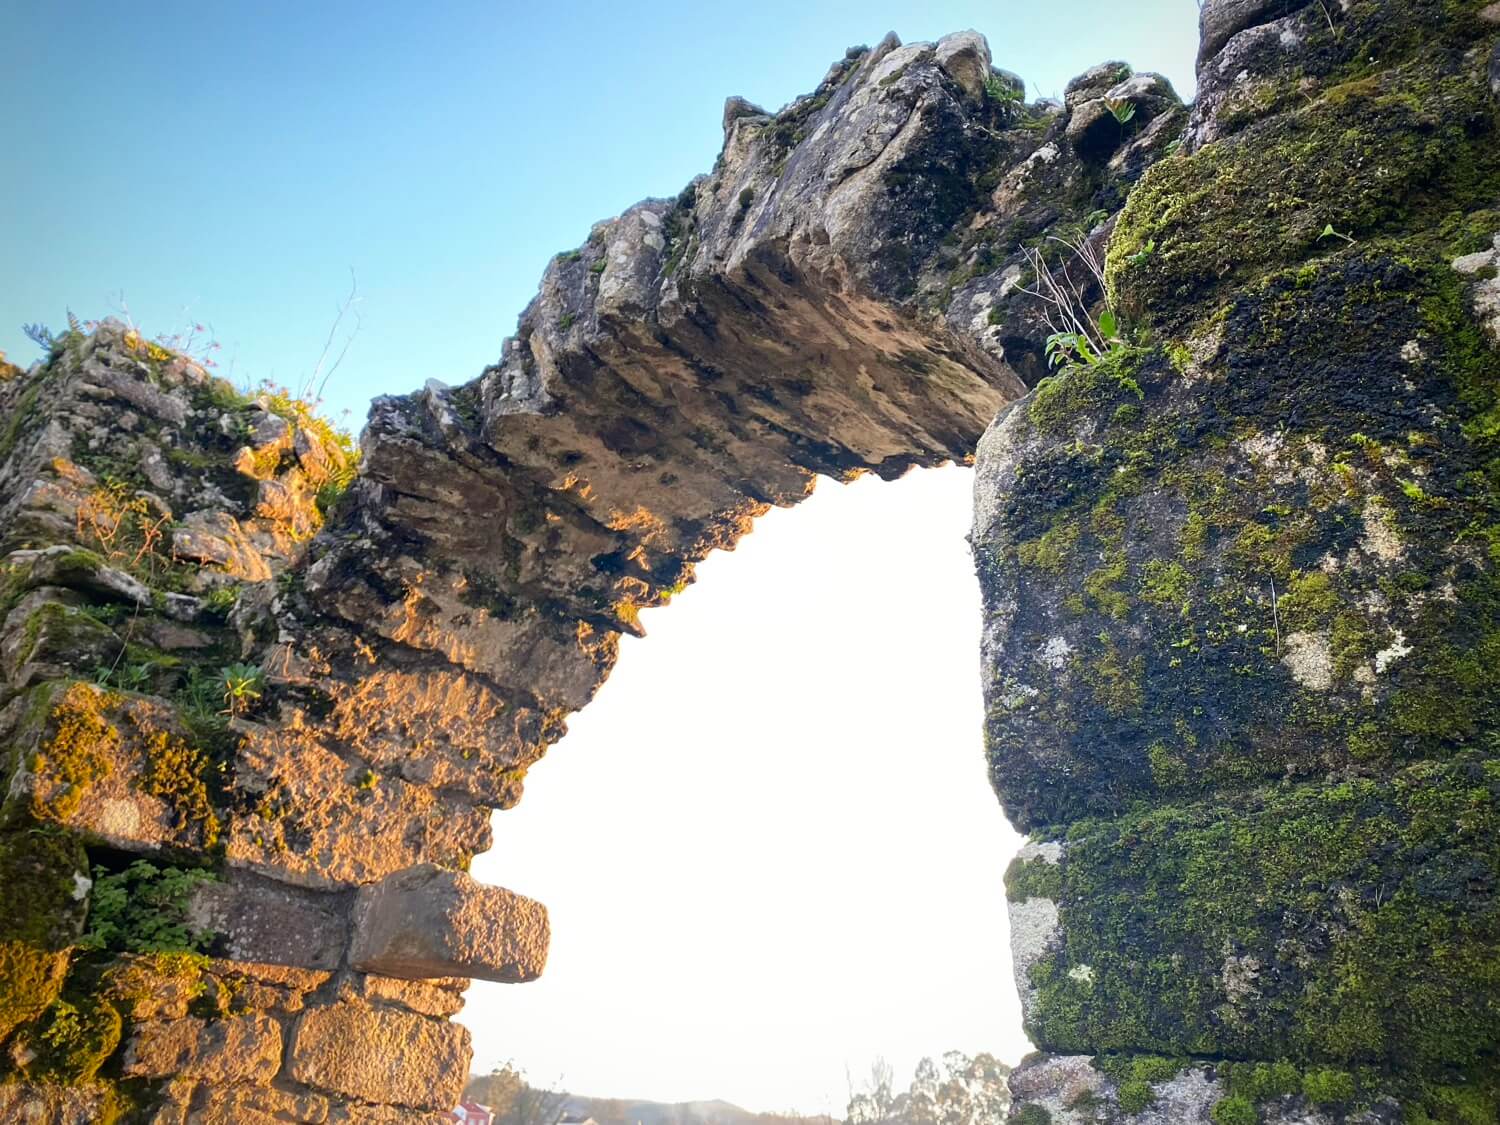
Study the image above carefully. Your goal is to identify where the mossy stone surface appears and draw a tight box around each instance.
[1019,757,1500,1073]
[979,5,1500,1117]
[0,826,89,1047]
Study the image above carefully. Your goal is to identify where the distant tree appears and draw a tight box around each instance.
[845,1053,1009,1125]
[465,1063,568,1125]
[465,1065,525,1114]
[846,1058,899,1125]
[499,1069,569,1125]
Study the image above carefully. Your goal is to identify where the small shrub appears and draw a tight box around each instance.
[201,584,240,621]
[1301,1069,1355,1104]
[1211,1094,1258,1125]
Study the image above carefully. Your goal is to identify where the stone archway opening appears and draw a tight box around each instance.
[464,466,1028,1110]
[18,4,1496,1121]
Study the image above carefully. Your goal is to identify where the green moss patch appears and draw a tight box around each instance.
[1026,756,1500,1076]
[1108,45,1500,329]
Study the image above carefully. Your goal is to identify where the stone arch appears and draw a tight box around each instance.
[4,2,1500,1121]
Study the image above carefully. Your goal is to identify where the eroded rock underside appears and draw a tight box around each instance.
[0,1,1496,1121]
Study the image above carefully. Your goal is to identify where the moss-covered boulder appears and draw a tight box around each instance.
[976,1,1500,1120]
[0,827,89,1045]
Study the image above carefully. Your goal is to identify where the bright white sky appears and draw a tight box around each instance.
[469,466,1029,1113]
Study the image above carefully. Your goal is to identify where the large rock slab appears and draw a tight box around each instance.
[1197,0,1312,64]
[348,863,549,983]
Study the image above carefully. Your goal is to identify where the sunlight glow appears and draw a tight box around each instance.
[468,466,1029,1113]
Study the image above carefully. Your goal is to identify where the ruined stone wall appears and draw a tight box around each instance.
[0,30,1178,1122]
[2,2,1497,1122]
[975,1,1500,1121]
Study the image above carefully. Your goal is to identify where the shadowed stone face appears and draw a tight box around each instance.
[977,1,1500,1119]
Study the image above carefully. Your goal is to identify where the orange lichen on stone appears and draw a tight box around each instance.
[604,505,669,544]
[327,669,507,759]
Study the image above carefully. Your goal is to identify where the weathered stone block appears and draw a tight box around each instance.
[353,972,467,1017]
[348,863,548,983]
[0,1082,109,1125]
[186,1083,331,1125]
[122,1012,282,1084]
[1197,0,1310,65]
[3,681,223,852]
[187,870,349,970]
[0,587,121,686]
[226,725,492,888]
[1005,763,1500,1073]
[287,1001,470,1110]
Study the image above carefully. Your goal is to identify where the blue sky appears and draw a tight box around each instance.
[3,0,1197,426]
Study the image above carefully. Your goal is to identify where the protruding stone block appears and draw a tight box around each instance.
[347,863,549,983]
[933,30,991,100]
[187,870,349,970]
[287,1001,470,1110]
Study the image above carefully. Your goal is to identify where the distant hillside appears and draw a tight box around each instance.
[560,1093,834,1125]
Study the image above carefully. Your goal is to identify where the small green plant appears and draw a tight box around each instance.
[1127,238,1157,267]
[1046,308,1125,369]
[177,666,227,734]
[94,661,150,692]
[1105,96,1136,125]
[30,995,122,1082]
[1020,234,1128,372]
[219,663,264,717]
[984,73,1026,119]
[738,187,755,210]
[1318,223,1355,245]
[81,860,217,954]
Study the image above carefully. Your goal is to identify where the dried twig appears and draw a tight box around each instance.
[305,268,363,404]
[1016,232,1112,359]
[1269,576,1282,658]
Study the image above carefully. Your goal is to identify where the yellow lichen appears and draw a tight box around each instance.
[33,683,122,821]
[136,722,221,850]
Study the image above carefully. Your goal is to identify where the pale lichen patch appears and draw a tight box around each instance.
[1282,631,1332,691]
[1374,630,1413,674]
[1359,498,1404,563]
